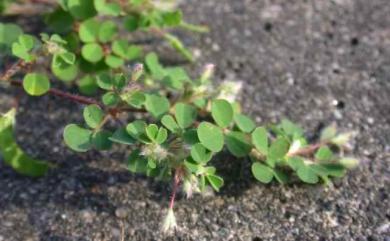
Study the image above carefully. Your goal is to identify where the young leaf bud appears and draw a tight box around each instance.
[339,157,359,169]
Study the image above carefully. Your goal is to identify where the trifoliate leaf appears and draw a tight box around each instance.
[234,114,255,133]
[251,127,268,155]
[83,104,104,129]
[81,43,104,63]
[225,131,252,157]
[144,94,170,119]
[23,73,50,96]
[63,124,93,152]
[175,103,197,129]
[211,99,233,128]
[197,122,224,152]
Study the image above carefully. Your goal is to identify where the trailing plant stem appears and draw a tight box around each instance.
[169,169,181,210]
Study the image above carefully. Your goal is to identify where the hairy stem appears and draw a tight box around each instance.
[169,170,180,210]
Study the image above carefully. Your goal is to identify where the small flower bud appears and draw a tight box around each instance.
[132,63,143,82]
[161,208,177,233]
[200,63,215,83]
[217,80,243,103]
[339,157,359,169]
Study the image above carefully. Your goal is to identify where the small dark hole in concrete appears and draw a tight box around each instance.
[326,32,334,39]
[252,237,263,241]
[333,68,340,74]
[350,37,359,46]
[336,100,345,109]
[284,211,291,219]
[264,22,273,32]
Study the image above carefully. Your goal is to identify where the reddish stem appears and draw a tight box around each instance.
[169,170,180,209]
[287,142,324,157]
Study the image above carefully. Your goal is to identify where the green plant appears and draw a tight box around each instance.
[0,0,359,233]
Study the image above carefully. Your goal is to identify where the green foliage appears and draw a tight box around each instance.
[0,0,359,232]
[23,73,50,96]
[0,109,50,177]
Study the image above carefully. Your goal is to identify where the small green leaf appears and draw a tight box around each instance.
[144,94,170,119]
[123,15,139,32]
[183,129,199,145]
[63,124,92,152]
[121,91,145,108]
[197,122,224,152]
[211,99,233,128]
[23,73,50,96]
[191,143,212,164]
[268,137,290,161]
[67,0,97,20]
[315,146,333,162]
[94,0,121,16]
[128,150,147,173]
[126,120,146,139]
[155,128,168,144]
[251,127,268,155]
[79,18,100,42]
[234,114,255,133]
[145,124,158,141]
[109,127,135,145]
[83,104,104,129]
[98,20,117,43]
[162,10,182,26]
[164,33,193,62]
[18,34,35,50]
[105,55,124,68]
[175,103,197,129]
[102,92,119,106]
[251,162,274,183]
[78,75,98,95]
[112,40,128,59]
[145,52,165,79]
[96,72,113,90]
[127,45,142,60]
[280,119,303,137]
[296,165,319,184]
[225,131,252,157]
[82,43,104,63]
[161,115,180,133]
[273,169,289,184]
[287,156,304,171]
[206,174,223,191]
[52,59,78,82]
[92,130,112,150]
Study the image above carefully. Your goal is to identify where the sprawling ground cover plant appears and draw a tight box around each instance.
[0,0,358,233]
